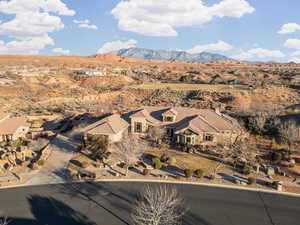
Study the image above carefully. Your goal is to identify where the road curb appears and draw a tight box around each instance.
[1,178,300,198]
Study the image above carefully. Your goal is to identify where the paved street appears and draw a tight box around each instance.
[0,181,299,225]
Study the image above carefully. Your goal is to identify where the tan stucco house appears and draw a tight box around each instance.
[125,107,241,146]
[84,107,241,146]
[0,113,30,142]
[83,114,129,143]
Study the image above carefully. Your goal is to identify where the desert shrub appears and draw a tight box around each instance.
[272,152,282,162]
[143,168,150,176]
[152,158,162,170]
[242,164,251,175]
[209,174,215,180]
[289,163,296,168]
[37,160,45,166]
[184,169,194,178]
[248,177,256,185]
[195,169,205,179]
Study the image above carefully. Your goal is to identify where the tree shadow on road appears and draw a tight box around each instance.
[2,195,96,225]
[183,211,213,225]
[55,182,134,224]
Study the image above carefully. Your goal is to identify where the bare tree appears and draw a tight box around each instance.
[148,126,166,144]
[114,135,143,176]
[132,184,186,225]
[278,119,299,154]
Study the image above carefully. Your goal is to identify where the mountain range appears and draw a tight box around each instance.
[111,47,236,63]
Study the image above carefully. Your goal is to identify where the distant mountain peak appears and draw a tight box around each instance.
[110,47,235,63]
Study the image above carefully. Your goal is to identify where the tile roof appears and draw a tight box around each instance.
[129,106,240,133]
[85,114,129,135]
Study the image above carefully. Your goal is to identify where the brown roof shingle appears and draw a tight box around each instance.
[85,114,129,135]
[129,106,240,133]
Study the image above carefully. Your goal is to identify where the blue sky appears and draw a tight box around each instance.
[0,0,299,62]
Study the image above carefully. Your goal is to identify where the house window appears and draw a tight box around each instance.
[186,137,191,144]
[166,128,174,137]
[134,122,142,133]
[205,134,214,142]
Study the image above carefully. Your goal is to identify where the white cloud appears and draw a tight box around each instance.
[233,48,286,60]
[278,23,300,34]
[52,47,70,55]
[291,50,300,56]
[187,40,233,54]
[111,0,255,36]
[284,39,300,50]
[289,58,300,63]
[73,19,98,30]
[0,35,54,55]
[0,0,75,54]
[98,39,137,54]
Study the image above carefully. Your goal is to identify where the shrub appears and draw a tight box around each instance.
[272,152,282,162]
[195,169,205,179]
[37,160,45,166]
[152,157,162,170]
[242,164,251,175]
[143,168,150,176]
[209,174,215,180]
[184,169,194,178]
[289,163,296,168]
[248,177,256,185]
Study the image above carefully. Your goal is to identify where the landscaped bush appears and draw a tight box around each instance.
[152,158,162,170]
[184,169,194,178]
[248,177,256,185]
[195,169,205,179]
[37,160,45,166]
[289,163,296,168]
[143,168,150,176]
[272,152,282,162]
[242,164,251,175]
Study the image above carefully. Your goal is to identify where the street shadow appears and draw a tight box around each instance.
[2,195,96,225]
[183,212,213,225]
[218,173,236,184]
[161,165,185,177]
[52,168,72,181]
[55,182,134,224]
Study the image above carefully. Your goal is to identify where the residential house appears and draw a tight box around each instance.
[84,107,242,146]
[0,113,30,142]
[125,107,241,146]
[83,114,129,143]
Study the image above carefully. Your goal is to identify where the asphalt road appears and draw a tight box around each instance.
[0,181,299,225]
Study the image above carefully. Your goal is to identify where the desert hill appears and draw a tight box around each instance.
[0,54,299,119]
